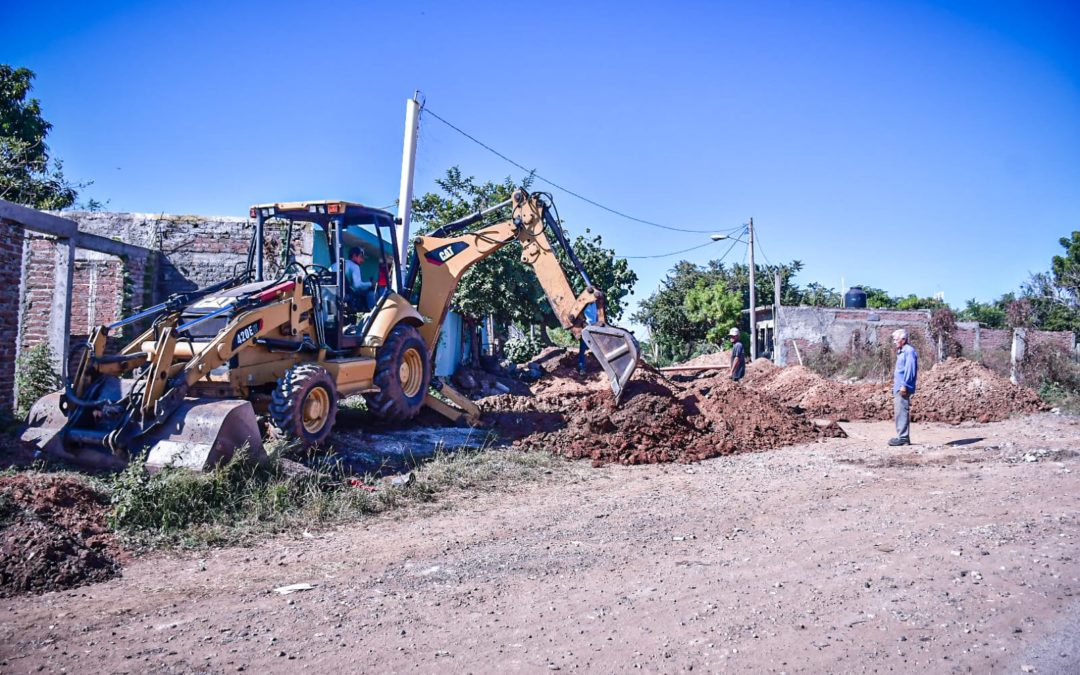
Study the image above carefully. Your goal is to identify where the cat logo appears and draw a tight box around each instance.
[232,320,263,350]
[425,242,469,266]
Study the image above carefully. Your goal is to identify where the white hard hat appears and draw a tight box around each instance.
[729,327,740,336]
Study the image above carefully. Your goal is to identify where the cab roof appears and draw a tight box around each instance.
[248,200,396,225]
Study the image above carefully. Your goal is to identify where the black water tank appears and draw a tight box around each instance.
[844,286,868,308]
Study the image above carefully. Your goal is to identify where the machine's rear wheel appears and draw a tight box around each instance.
[365,324,431,422]
[270,363,338,446]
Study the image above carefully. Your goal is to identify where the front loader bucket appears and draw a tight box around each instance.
[582,325,641,404]
[21,392,267,472]
[142,398,267,472]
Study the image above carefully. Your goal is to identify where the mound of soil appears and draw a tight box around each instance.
[512,366,843,467]
[916,358,1046,423]
[0,474,122,597]
[669,350,730,369]
[743,358,1044,424]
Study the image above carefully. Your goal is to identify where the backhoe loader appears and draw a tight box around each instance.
[21,190,639,471]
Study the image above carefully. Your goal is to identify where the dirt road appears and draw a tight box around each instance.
[3,413,1079,673]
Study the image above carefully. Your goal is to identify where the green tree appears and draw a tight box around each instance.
[800,282,841,307]
[1022,270,1079,332]
[894,294,946,311]
[634,258,812,363]
[956,295,1011,328]
[0,65,81,209]
[684,280,742,344]
[862,286,895,308]
[632,260,726,362]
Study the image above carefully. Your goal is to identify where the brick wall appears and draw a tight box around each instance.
[1029,329,1075,352]
[19,236,57,355]
[0,219,25,413]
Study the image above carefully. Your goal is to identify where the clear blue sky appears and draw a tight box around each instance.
[4,0,1079,324]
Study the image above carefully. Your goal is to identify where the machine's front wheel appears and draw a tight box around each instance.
[365,324,431,422]
[270,363,338,446]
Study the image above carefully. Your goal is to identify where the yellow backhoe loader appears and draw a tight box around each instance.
[22,190,639,471]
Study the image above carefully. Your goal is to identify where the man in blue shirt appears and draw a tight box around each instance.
[890,328,918,446]
[729,327,746,382]
[577,302,599,374]
[331,247,375,313]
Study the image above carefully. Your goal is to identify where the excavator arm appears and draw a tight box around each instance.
[410,190,639,404]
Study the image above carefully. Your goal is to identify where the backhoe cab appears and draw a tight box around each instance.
[21,190,639,472]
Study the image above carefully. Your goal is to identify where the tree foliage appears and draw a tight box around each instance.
[0,65,80,209]
[956,296,1010,328]
[684,281,742,344]
[410,167,637,330]
[1019,233,1080,333]
[632,259,805,363]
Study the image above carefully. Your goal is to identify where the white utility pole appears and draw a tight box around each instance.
[774,269,782,365]
[396,92,421,274]
[748,217,757,360]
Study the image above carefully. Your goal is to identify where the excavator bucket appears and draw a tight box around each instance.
[21,392,267,472]
[581,325,640,404]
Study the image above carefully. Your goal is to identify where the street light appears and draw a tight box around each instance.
[710,220,757,359]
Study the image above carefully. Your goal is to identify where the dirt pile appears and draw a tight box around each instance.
[0,474,122,597]
[741,358,1045,423]
[916,358,1047,423]
[509,363,843,466]
[742,365,890,421]
[668,350,730,370]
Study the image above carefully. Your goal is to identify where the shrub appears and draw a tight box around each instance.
[546,327,579,349]
[805,339,893,382]
[15,343,62,419]
[504,332,545,364]
[1021,341,1080,392]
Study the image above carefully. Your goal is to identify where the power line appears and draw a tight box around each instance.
[753,227,775,267]
[618,235,745,261]
[618,240,719,260]
[421,106,724,235]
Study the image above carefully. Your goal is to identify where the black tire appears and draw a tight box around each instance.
[269,363,338,446]
[364,323,431,422]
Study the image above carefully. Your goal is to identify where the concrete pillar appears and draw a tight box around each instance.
[774,272,784,366]
[48,237,75,378]
[1010,328,1026,386]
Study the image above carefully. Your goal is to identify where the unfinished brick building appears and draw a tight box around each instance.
[0,200,282,413]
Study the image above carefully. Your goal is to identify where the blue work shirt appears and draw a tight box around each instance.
[893,343,918,394]
[583,303,599,325]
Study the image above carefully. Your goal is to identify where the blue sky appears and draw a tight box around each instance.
[4,0,1079,325]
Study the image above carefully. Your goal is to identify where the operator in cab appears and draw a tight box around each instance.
[332,246,376,314]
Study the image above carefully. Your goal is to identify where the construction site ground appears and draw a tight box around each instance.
[3,412,1079,674]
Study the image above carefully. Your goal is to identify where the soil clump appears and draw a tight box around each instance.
[0,473,122,597]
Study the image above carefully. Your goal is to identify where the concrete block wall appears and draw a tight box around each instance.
[777,306,933,365]
[777,305,1075,367]
[0,218,26,412]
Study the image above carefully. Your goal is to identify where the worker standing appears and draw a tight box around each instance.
[889,328,918,446]
[577,302,599,374]
[729,327,746,382]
